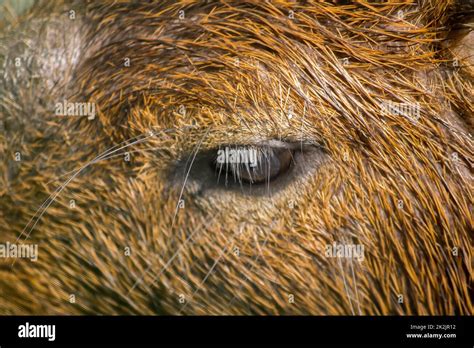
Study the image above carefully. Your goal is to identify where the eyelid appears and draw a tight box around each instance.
[255,139,322,150]
[212,145,295,186]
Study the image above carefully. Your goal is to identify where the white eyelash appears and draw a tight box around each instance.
[214,145,287,186]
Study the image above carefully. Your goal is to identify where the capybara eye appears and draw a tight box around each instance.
[211,146,294,186]
[171,141,322,196]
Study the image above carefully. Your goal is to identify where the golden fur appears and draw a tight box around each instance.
[0,0,472,314]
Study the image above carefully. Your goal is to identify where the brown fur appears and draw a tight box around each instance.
[0,0,472,315]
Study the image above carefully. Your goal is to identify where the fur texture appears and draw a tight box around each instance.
[0,0,472,314]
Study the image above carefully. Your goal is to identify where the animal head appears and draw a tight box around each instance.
[0,0,472,314]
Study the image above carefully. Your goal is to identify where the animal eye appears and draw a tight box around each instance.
[171,140,323,197]
[211,146,294,186]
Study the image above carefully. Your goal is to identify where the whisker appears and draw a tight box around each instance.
[179,225,244,314]
[97,145,166,161]
[44,125,193,185]
[19,134,156,243]
[226,222,275,310]
[19,133,154,241]
[338,256,355,315]
[170,128,210,231]
[216,146,224,185]
[18,126,193,243]
[350,254,362,315]
[126,211,221,297]
[44,132,153,186]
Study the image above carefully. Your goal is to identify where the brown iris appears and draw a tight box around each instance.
[212,146,294,185]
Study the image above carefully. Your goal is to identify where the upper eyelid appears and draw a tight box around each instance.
[255,139,323,150]
[213,141,320,153]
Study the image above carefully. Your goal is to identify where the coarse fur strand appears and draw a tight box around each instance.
[0,0,472,314]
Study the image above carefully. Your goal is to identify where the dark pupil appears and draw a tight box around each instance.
[212,146,293,185]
